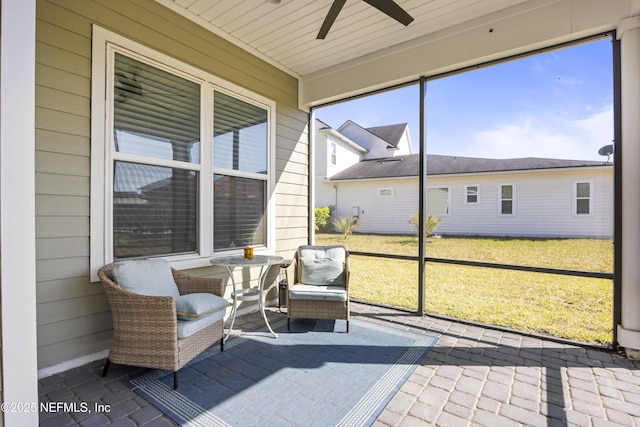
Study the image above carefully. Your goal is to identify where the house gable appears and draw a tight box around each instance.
[338,120,404,159]
[366,123,413,155]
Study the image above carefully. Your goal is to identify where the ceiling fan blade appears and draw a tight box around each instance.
[362,0,414,26]
[317,0,347,39]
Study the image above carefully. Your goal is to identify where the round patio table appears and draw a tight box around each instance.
[210,254,284,341]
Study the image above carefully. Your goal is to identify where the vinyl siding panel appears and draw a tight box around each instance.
[335,178,418,235]
[315,132,329,177]
[37,277,102,304]
[37,237,89,260]
[37,86,89,117]
[315,130,365,209]
[37,108,90,137]
[38,331,114,369]
[36,217,89,238]
[276,216,308,229]
[36,195,89,217]
[36,174,89,197]
[36,129,90,156]
[327,136,362,176]
[332,168,613,238]
[314,132,332,208]
[36,63,90,97]
[431,170,613,238]
[36,0,308,369]
[278,159,307,177]
[316,180,338,209]
[276,181,309,197]
[37,41,91,79]
[38,312,113,348]
[38,294,110,326]
[277,170,309,187]
[35,151,89,177]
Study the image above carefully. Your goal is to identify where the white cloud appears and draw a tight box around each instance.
[459,105,613,161]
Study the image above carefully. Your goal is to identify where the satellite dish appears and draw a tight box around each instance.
[598,144,613,156]
[598,144,614,164]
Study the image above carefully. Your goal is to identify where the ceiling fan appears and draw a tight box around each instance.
[317,0,414,39]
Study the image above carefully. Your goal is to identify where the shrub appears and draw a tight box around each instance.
[314,205,335,232]
[409,213,443,236]
[332,216,360,239]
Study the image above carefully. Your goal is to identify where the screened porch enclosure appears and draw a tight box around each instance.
[313,35,615,346]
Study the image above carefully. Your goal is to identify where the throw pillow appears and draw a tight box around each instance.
[175,293,230,321]
[112,259,180,297]
[299,245,346,286]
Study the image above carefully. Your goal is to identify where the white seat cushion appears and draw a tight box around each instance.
[289,284,348,302]
[176,308,226,339]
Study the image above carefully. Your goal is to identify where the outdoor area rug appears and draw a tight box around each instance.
[124,318,438,427]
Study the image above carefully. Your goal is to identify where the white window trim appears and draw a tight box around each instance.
[499,183,516,216]
[90,26,276,281]
[464,184,480,204]
[377,187,394,198]
[330,142,337,166]
[427,186,451,216]
[573,180,594,216]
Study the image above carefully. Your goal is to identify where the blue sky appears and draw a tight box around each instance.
[316,38,613,161]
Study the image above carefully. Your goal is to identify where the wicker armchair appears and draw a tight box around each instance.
[98,262,226,389]
[284,245,350,332]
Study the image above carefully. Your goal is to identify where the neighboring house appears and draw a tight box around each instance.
[314,119,412,208]
[316,122,613,238]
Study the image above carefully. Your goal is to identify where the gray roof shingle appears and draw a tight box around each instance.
[329,154,610,181]
[365,123,408,148]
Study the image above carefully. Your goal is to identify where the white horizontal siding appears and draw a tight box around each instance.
[316,180,337,209]
[332,168,613,238]
[395,129,413,155]
[315,129,363,209]
[327,135,362,177]
[434,169,614,238]
[314,131,333,208]
[335,178,418,235]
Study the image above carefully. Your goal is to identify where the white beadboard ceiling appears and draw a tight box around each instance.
[158,0,535,77]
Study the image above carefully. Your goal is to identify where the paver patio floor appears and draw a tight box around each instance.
[39,302,640,426]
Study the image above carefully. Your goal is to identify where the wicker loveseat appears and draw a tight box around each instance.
[284,245,350,332]
[98,260,229,389]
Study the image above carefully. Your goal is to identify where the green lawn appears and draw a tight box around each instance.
[315,233,614,345]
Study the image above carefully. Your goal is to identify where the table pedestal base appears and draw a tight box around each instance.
[226,286,278,341]
[210,255,284,342]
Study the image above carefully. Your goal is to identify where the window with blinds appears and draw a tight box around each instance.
[109,50,271,260]
[213,91,268,250]
[500,184,515,215]
[575,181,593,215]
[465,185,479,204]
